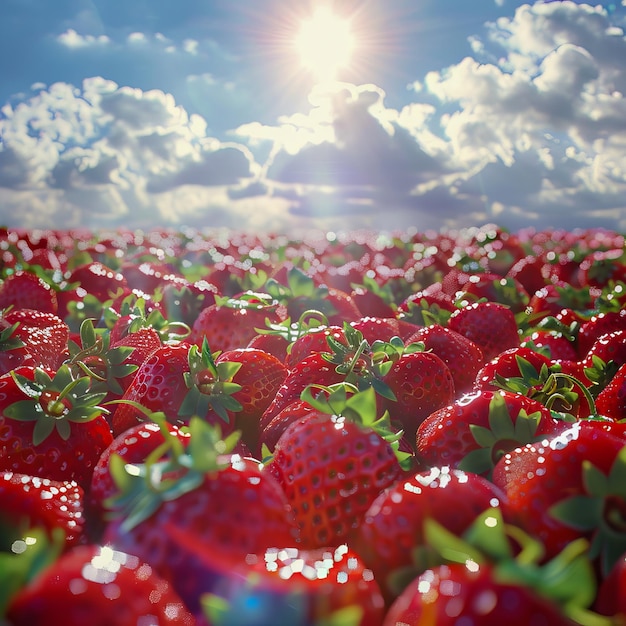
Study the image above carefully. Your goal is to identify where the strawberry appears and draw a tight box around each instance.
[415,389,565,477]
[0,471,85,548]
[396,284,456,327]
[350,316,421,346]
[215,347,288,452]
[87,420,191,541]
[265,266,362,325]
[285,324,346,368]
[268,386,409,550]
[492,421,626,575]
[109,340,242,437]
[378,341,455,443]
[596,363,626,420]
[0,309,69,375]
[103,419,300,614]
[383,561,579,626]
[199,544,385,626]
[447,301,520,361]
[259,398,318,455]
[0,270,58,314]
[457,273,530,313]
[0,365,113,489]
[405,323,484,395]
[577,310,626,358]
[595,554,626,619]
[578,248,626,288]
[190,291,287,352]
[351,466,506,603]
[6,543,196,625]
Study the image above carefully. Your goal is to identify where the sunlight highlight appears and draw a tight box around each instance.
[294,7,355,83]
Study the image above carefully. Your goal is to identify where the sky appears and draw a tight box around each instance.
[1,0,626,235]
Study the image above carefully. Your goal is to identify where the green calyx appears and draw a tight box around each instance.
[493,354,597,417]
[106,414,241,532]
[103,294,190,342]
[5,364,109,445]
[550,445,626,578]
[411,508,601,625]
[254,309,329,346]
[213,290,281,312]
[67,318,137,396]
[299,383,412,470]
[457,391,544,478]
[0,321,26,353]
[181,338,243,422]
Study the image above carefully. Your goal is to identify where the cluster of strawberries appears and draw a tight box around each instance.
[1,224,626,625]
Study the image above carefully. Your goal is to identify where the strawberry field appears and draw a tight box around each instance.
[1,223,626,625]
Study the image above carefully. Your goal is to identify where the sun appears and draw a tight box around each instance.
[294,7,356,83]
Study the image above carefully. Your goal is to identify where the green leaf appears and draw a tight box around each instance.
[469,424,497,448]
[31,416,57,446]
[582,461,609,498]
[549,496,602,531]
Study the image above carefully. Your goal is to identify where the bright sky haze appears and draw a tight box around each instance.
[1,1,626,234]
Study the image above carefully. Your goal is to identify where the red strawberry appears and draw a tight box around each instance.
[0,270,58,314]
[448,301,519,361]
[268,386,408,550]
[6,544,196,626]
[110,340,241,437]
[595,554,626,619]
[350,316,421,346]
[215,347,288,452]
[457,273,529,313]
[415,389,565,477]
[492,421,626,575]
[405,324,484,395]
[285,324,346,368]
[351,466,506,603]
[577,310,626,358]
[198,543,385,626]
[383,561,578,626]
[103,419,300,614]
[379,345,455,443]
[579,248,626,288]
[0,365,113,489]
[265,266,362,325]
[190,291,286,352]
[0,471,85,547]
[87,420,190,541]
[0,309,69,375]
[596,363,626,420]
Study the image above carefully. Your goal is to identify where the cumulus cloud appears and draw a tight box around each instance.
[0,78,268,229]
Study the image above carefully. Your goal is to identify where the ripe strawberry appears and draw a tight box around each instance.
[268,386,409,549]
[350,316,421,346]
[578,248,626,288]
[103,419,300,614]
[383,561,578,626]
[379,344,455,443]
[265,266,362,325]
[457,273,530,313]
[596,363,626,420]
[0,309,69,375]
[87,420,190,541]
[64,261,128,303]
[595,554,626,619]
[405,324,484,395]
[0,470,85,547]
[215,347,288,452]
[199,544,385,626]
[448,301,519,361]
[109,340,242,437]
[351,466,506,603]
[415,389,565,477]
[577,310,626,358]
[285,324,346,368]
[0,365,113,489]
[190,291,286,352]
[0,270,58,314]
[6,544,196,626]
[492,421,626,575]
[396,284,456,327]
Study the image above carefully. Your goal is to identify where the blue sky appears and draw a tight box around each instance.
[1,1,625,234]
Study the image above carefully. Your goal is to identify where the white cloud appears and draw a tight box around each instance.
[57,29,111,48]
[0,78,270,229]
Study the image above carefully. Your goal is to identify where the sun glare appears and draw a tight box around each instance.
[294,7,355,83]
